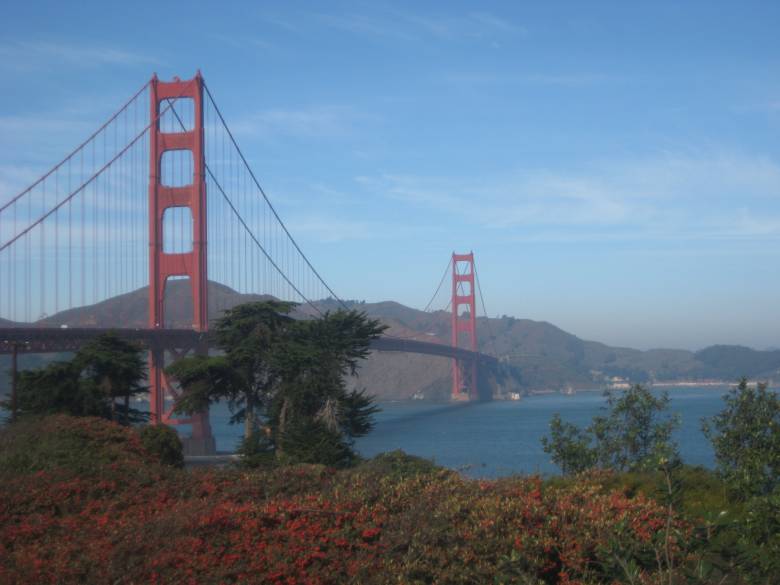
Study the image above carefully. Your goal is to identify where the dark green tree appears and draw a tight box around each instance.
[702,377,780,498]
[168,301,295,440]
[8,361,108,419]
[75,333,147,423]
[168,302,386,467]
[2,333,147,424]
[542,384,680,474]
[268,309,385,466]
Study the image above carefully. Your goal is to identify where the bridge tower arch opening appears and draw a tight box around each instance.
[451,252,478,400]
[148,72,214,454]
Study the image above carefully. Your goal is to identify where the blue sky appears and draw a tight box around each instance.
[2,1,780,350]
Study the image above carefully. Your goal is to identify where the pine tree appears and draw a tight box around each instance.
[4,333,147,424]
[168,301,385,466]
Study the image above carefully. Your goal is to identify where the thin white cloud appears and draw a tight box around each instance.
[232,105,364,140]
[442,71,620,87]
[0,165,46,205]
[286,216,375,242]
[0,41,159,72]
[0,115,91,137]
[283,207,443,243]
[315,12,415,41]
[307,9,523,43]
[401,11,525,39]
[208,33,276,51]
[468,12,523,34]
[359,151,780,242]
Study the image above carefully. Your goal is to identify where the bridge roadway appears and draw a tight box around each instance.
[0,327,497,365]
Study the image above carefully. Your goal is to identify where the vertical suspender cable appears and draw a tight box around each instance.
[40,181,45,319]
[92,139,97,304]
[81,148,85,306]
[54,171,59,315]
[68,157,72,310]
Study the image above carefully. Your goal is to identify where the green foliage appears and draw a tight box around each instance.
[702,377,780,498]
[542,384,680,474]
[276,419,356,468]
[9,361,109,419]
[695,345,780,380]
[1,418,775,585]
[169,301,295,437]
[266,309,385,465]
[600,465,730,521]
[138,424,184,468]
[735,486,780,582]
[75,333,147,421]
[234,430,276,469]
[357,450,441,479]
[2,333,147,424]
[541,413,597,474]
[694,378,780,584]
[168,301,386,468]
[0,415,156,477]
[166,355,239,416]
[592,385,680,471]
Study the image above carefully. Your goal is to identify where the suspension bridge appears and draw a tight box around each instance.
[0,72,500,454]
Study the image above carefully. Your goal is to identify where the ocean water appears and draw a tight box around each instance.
[208,386,736,478]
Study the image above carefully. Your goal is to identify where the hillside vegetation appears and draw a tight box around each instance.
[3,282,780,399]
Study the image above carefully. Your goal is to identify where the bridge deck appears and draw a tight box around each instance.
[0,327,496,364]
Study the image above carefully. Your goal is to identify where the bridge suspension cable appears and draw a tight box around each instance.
[0,80,182,322]
[202,82,348,313]
[474,263,498,358]
[163,94,326,316]
[0,87,192,254]
[0,74,352,325]
[0,80,151,215]
[422,256,452,313]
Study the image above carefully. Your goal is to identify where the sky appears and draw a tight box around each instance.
[1,1,780,351]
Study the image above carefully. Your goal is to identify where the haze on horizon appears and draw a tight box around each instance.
[1,1,779,352]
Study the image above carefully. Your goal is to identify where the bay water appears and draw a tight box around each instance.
[209,386,736,478]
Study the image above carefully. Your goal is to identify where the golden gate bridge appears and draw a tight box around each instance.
[0,72,499,453]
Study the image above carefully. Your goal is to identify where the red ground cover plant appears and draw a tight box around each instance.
[0,416,684,584]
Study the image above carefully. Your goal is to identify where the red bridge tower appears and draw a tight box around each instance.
[148,73,214,454]
[451,252,478,400]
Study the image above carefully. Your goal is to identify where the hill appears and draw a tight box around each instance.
[2,283,780,400]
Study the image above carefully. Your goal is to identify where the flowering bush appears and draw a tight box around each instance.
[0,416,687,584]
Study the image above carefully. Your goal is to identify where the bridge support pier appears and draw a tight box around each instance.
[452,357,478,401]
[149,340,215,456]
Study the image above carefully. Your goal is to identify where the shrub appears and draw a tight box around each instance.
[736,486,780,581]
[358,450,440,479]
[2,333,148,424]
[137,424,184,468]
[598,465,730,520]
[0,414,150,478]
[543,384,680,474]
[1,439,685,585]
[235,430,276,469]
[276,419,357,468]
[703,378,780,498]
